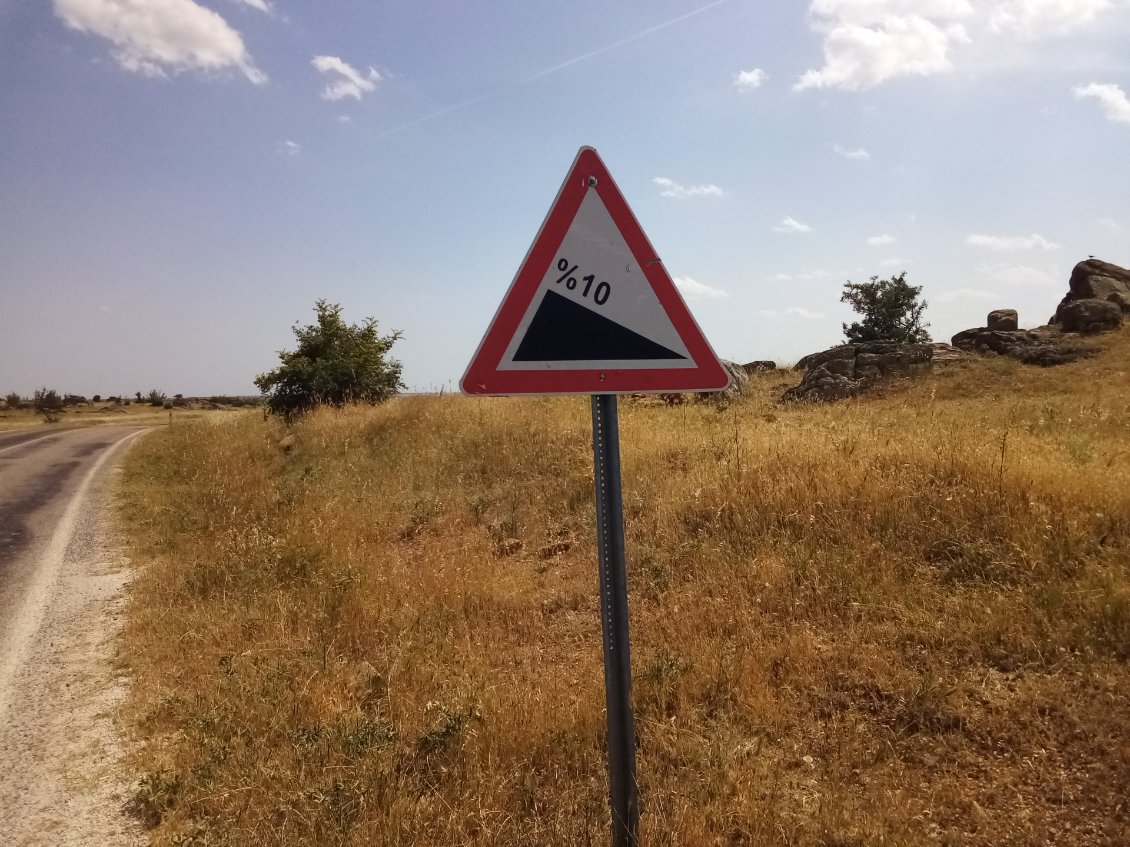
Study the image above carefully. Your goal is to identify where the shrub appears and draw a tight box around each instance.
[33,387,63,421]
[255,300,404,420]
[147,389,167,407]
[841,271,930,344]
[4,392,21,409]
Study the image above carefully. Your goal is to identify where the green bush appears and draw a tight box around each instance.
[255,300,403,420]
[841,271,930,344]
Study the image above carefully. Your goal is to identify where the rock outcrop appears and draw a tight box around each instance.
[930,343,977,365]
[1044,259,1129,334]
[1054,259,1130,316]
[1056,299,1122,334]
[711,360,750,400]
[741,360,776,374]
[654,359,750,405]
[950,325,1089,367]
[783,341,932,402]
[949,260,1130,365]
[987,309,1018,331]
[777,258,1129,404]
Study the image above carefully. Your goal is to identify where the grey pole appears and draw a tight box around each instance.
[590,393,639,846]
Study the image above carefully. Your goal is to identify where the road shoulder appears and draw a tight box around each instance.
[0,441,144,846]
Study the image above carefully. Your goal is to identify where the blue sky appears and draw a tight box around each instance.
[2,0,1128,396]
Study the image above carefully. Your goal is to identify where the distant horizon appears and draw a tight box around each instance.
[2,249,1120,398]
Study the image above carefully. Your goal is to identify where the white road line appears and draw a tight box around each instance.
[0,433,62,455]
[0,428,148,721]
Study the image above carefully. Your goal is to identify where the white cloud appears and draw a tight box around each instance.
[878,257,904,267]
[975,261,1060,286]
[990,0,1118,36]
[866,233,896,245]
[757,307,826,320]
[773,216,812,234]
[653,177,723,199]
[786,307,826,319]
[934,287,999,303]
[674,276,729,299]
[810,0,974,22]
[312,55,380,101]
[228,0,270,12]
[769,269,833,281]
[54,0,265,83]
[796,2,971,91]
[1074,82,1130,125]
[965,233,1061,251]
[733,68,766,90]
[277,139,301,155]
[798,1,1127,91]
[833,143,871,160]
[1099,217,1122,230]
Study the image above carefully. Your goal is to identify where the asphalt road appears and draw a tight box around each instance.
[0,425,148,844]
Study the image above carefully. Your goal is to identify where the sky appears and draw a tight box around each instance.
[1,0,1129,396]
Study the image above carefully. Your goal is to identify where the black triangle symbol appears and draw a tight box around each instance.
[513,289,687,362]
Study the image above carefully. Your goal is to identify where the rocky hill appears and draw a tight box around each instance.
[785,257,1129,401]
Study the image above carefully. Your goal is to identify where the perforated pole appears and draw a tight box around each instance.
[591,393,639,846]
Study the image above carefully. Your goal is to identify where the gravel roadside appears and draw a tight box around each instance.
[0,432,145,846]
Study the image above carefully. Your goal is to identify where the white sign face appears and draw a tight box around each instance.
[497,188,694,371]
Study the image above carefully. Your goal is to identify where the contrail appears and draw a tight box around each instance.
[520,0,730,84]
[373,0,730,140]
[372,91,498,139]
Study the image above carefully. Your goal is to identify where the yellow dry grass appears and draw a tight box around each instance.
[0,405,228,433]
[118,335,1130,846]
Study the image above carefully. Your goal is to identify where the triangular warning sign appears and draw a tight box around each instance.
[461,146,730,395]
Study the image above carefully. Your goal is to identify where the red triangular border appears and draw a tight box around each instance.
[461,147,730,395]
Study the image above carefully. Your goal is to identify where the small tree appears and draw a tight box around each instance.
[4,392,21,409]
[33,387,64,422]
[147,389,167,407]
[841,272,930,344]
[255,300,404,420]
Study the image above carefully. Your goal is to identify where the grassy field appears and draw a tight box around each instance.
[118,335,1130,846]
[0,405,232,433]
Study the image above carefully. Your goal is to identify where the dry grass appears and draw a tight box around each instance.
[0,405,227,432]
[118,335,1130,846]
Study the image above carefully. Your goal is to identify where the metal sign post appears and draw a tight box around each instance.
[461,146,730,846]
[591,393,639,846]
